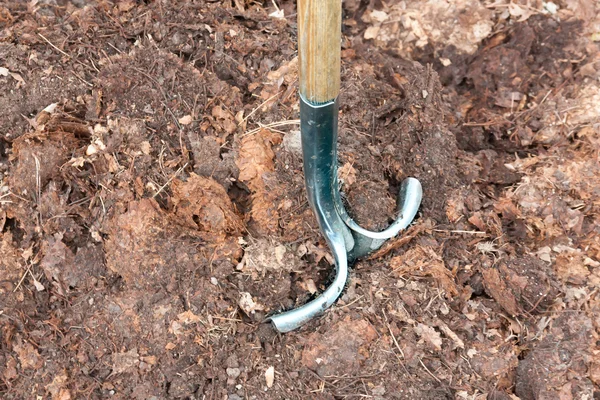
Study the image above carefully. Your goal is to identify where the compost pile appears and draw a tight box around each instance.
[1,1,599,399]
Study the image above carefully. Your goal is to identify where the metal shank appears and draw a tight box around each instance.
[269,97,352,333]
[268,96,422,332]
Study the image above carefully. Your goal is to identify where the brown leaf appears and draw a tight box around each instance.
[414,323,442,351]
[446,195,466,223]
[494,197,521,220]
[0,232,24,287]
[390,245,458,297]
[554,253,590,285]
[45,371,71,400]
[3,357,17,381]
[468,212,487,232]
[481,268,520,316]
[14,339,43,370]
[39,234,75,295]
[338,162,357,187]
[178,115,193,125]
[177,310,201,325]
[111,348,139,375]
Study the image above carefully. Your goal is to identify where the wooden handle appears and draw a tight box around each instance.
[297,0,341,104]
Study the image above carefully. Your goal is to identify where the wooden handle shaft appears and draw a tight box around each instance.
[297,0,341,104]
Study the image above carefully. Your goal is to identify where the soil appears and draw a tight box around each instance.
[1,1,599,399]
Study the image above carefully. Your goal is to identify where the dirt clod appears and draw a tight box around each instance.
[302,317,378,377]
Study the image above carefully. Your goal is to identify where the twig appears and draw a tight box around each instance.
[419,358,442,383]
[37,33,71,59]
[240,92,281,125]
[242,119,300,137]
[336,295,364,310]
[433,229,487,235]
[13,264,33,293]
[462,120,507,127]
[211,316,243,322]
[0,193,12,204]
[153,163,188,198]
[72,71,93,87]
[33,155,42,226]
[386,321,405,358]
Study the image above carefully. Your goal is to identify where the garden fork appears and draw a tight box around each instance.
[269,0,422,332]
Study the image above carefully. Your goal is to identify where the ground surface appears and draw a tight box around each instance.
[1,1,599,399]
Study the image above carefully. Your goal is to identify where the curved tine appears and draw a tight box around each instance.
[268,232,348,332]
[336,178,423,240]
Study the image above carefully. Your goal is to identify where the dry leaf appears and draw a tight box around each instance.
[437,321,464,349]
[0,66,8,76]
[177,310,201,325]
[364,26,380,40]
[508,3,535,22]
[481,268,520,316]
[269,9,284,19]
[33,279,45,292]
[414,323,442,351]
[305,279,317,294]
[45,371,71,400]
[86,144,98,155]
[9,72,25,84]
[14,340,43,369]
[111,348,139,374]
[265,366,275,388]
[140,141,151,155]
[390,246,458,297]
[369,10,389,23]
[238,292,264,314]
[178,115,193,125]
[171,173,244,240]
[165,342,176,350]
[338,162,357,187]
